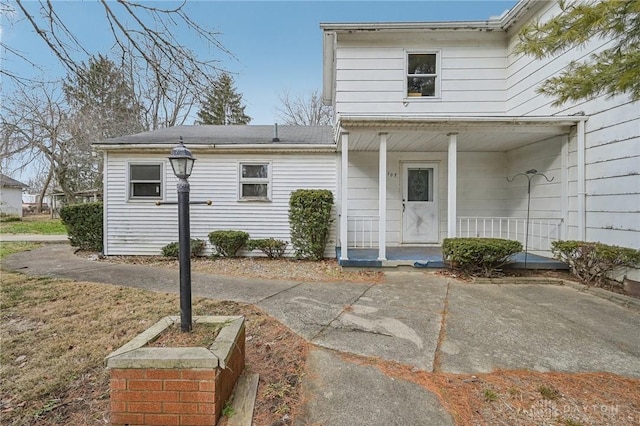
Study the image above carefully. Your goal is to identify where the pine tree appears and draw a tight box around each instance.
[196,73,251,125]
[516,0,640,106]
[63,55,144,192]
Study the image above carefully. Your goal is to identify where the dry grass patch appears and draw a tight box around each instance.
[342,354,640,426]
[0,271,306,426]
[103,255,384,283]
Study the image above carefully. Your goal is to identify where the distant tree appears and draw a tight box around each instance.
[277,89,334,125]
[64,55,144,140]
[196,73,251,125]
[0,83,77,203]
[119,41,203,130]
[516,0,640,106]
[63,55,145,193]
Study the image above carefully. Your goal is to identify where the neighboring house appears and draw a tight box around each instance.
[321,0,639,262]
[94,125,336,256]
[50,189,102,218]
[0,174,28,217]
[97,0,638,261]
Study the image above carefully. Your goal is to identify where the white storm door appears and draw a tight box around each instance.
[402,163,438,243]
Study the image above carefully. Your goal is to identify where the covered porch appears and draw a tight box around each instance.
[336,115,588,265]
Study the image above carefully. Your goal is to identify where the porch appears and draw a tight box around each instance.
[336,115,588,263]
[336,246,569,270]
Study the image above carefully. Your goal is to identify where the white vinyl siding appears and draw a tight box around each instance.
[0,186,23,217]
[346,151,509,245]
[506,2,640,248]
[333,32,506,116]
[104,152,337,256]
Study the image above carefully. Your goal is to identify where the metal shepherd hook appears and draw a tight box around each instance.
[506,169,554,269]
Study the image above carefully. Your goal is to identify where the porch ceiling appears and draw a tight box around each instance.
[338,116,582,152]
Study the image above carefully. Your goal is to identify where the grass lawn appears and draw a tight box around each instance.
[0,215,67,235]
[0,242,306,426]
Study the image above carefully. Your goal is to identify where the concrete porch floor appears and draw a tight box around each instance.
[336,246,569,270]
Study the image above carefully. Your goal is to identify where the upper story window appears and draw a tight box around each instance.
[129,163,162,200]
[407,52,439,98]
[239,162,271,201]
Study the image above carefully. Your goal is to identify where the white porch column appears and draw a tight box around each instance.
[447,133,458,238]
[340,132,349,260]
[378,132,387,261]
[561,134,569,240]
[577,120,586,241]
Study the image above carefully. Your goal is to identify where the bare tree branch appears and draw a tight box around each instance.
[277,89,334,126]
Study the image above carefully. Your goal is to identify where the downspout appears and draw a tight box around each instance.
[102,151,109,256]
[577,120,586,241]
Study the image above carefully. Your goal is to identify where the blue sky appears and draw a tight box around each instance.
[3,1,517,126]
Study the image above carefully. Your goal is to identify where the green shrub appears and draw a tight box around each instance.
[161,239,206,258]
[247,238,287,258]
[59,202,103,251]
[208,230,249,257]
[551,240,640,287]
[442,237,523,277]
[288,189,334,260]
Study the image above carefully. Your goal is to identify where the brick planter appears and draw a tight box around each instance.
[105,316,245,426]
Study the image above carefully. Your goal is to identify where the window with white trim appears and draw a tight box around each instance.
[129,163,162,199]
[407,52,439,98]
[239,162,271,201]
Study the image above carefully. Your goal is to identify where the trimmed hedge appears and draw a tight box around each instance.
[208,230,249,257]
[247,238,287,259]
[59,202,103,251]
[551,240,640,287]
[289,189,334,260]
[443,237,522,277]
[161,239,206,258]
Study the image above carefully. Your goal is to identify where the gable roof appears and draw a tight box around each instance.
[0,173,28,189]
[95,125,334,149]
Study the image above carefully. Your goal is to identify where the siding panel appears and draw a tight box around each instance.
[105,153,337,256]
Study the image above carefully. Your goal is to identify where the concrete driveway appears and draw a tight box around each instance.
[3,245,639,426]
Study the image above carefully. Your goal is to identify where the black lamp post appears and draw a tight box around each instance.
[168,137,196,332]
[507,169,553,269]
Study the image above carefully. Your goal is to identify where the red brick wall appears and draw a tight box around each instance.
[110,368,217,426]
[215,326,246,420]
[108,323,246,425]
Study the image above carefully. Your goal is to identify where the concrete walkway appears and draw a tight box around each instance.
[3,245,640,426]
[0,233,68,243]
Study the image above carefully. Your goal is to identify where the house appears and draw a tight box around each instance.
[0,173,28,217]
[94,125,337,256]
[96,0,638,264]
[320,0,639,263]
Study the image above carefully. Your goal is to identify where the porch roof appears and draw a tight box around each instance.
[336,115,587,152]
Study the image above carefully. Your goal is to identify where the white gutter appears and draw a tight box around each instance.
[322,31,336,106]
[93,144,337,152]
[320,20,502,32]
[338,115,588,127]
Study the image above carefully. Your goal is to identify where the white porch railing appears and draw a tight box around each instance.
[457,217,563,252]
[347,215,379,248]
[346,215,563,252]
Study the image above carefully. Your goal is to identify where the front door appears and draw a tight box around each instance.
[402,163,438,243]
